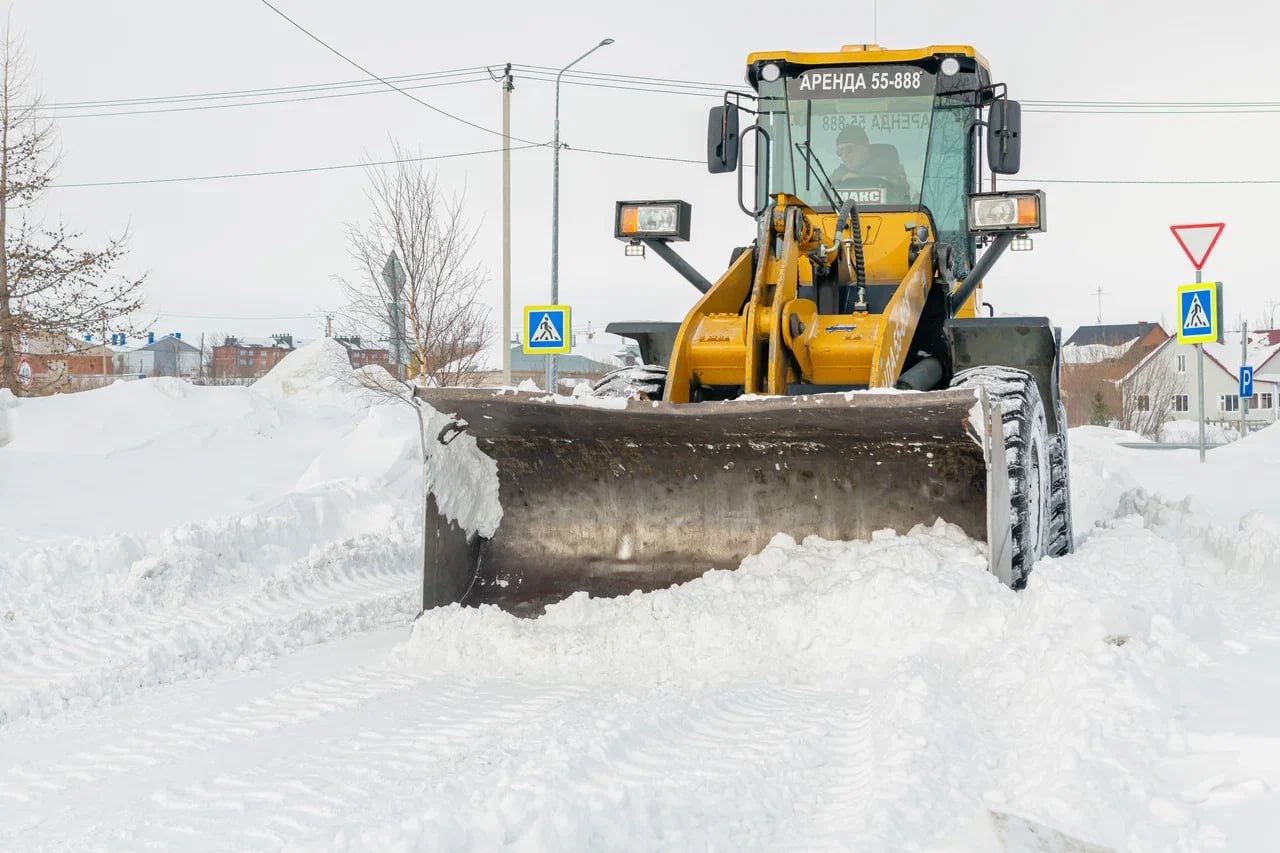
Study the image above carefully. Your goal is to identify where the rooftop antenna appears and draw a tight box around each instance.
[873,0,878,42]
[1092,285,1104,324]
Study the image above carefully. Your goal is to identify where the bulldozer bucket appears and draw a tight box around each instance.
[417,388,1011,616]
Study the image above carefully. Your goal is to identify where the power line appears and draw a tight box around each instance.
[38,66,490,110]
[46,75,494,120]
[152,311,327,320]
[569,145,703,165]
[49,144,542,188]
[35,52,1280,120]
[254,0,547,146]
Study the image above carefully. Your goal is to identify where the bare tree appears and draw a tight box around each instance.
[1119,349,1183,438]
[338,144,493,390]
[0,22,145,395]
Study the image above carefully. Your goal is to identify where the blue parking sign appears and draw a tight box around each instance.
[1241,365,1254,399]
[523,305,571,354]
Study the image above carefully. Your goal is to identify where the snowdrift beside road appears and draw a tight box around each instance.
[0,341,423,725]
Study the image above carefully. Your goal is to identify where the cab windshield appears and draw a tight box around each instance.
[756,63,976,267]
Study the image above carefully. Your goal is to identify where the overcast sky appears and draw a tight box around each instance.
[18,0,1277,352]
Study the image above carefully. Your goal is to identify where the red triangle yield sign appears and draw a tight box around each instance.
[1170,222,1225,271]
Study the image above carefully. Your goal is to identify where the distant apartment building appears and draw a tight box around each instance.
[212,334,389,379]
[211,335,296,379]
[336,337,391,371]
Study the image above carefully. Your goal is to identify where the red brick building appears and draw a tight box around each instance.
[211,336,294,379]
[336,337,391,371]
[211,335,390,379]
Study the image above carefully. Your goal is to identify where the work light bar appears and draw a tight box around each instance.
[614,200,692,242]
[968,190,1045,234]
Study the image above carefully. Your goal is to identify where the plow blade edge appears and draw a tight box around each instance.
[417,388,1009,616]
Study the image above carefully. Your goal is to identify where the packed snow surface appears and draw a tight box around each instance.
[3,362,1280,849]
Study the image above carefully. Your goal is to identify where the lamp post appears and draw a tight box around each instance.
[547,37,613,393]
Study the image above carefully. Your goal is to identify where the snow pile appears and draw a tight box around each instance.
[400,522,998,685]
[393,499,1253,849]
[0,344,423,724]
[253,338,361,400]
[1159,419,1237,444]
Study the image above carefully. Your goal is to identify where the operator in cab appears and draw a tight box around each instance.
[829,124,910,205]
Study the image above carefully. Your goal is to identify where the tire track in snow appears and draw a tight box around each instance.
[0,661,426,805]
[0,528,419,728]
[54,678,592,850]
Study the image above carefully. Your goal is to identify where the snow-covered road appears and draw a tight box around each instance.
[2,345,1279,850]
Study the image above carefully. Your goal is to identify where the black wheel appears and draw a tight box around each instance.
[950,366,1052,587]
[591,364,668,400]
[1045,401,1074,558]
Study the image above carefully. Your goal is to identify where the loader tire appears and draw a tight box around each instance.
[950,366,1051,587]
[1045,402,1074,558]
[591,364,668,400]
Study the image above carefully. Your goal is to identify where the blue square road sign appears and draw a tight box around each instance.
[1176,282,1221,345]
[1241,365,1254,399]
[523,305,571,355]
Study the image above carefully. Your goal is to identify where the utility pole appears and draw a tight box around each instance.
[325,313,333,338]
[548,38,614,393]
[502,63,514,386]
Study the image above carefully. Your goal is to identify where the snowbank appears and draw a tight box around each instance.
[253,338,361,400]
[392,497,1258,850]
[399,521,1000,685]
[1159,419,1237,445]
[0,342,423,724]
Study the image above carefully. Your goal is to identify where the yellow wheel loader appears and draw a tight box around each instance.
[418,44,1072,615]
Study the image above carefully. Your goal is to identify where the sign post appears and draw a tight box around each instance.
[1240,321,1251,438]
[382,251,407,381]
[1172,222,1225,463]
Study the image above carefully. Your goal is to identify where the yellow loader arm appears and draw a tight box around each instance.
[664,195,937,402]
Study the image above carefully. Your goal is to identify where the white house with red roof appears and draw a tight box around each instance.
[1119,328,1280,433]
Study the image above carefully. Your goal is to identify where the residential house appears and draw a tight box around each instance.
[10,331,116,392]
[117,334,202,378]
[1060,322,1169,426]
[1119,328,1280,437]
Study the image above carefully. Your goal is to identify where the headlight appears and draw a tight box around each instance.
[969,191,1045,233]
[614,200,692,242]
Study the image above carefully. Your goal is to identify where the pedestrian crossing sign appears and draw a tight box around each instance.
[523,305,571,354]
[1176,282,1221,345]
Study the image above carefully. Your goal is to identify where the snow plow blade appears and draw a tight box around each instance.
[417,388,1011,616]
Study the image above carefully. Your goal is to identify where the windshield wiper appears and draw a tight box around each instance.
[795,142,842,210]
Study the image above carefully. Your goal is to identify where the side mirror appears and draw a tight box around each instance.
[706,105,740,174]
[987,99,1021,175]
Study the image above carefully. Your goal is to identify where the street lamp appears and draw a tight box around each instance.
[547,37,613,393]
